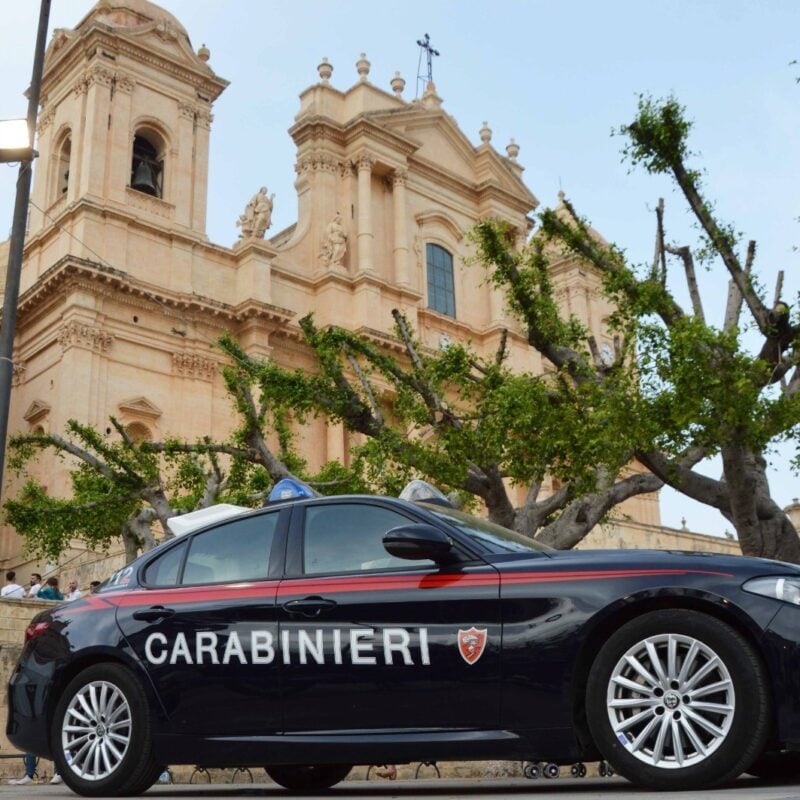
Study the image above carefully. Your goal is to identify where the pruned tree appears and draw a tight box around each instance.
[475,95,800,562]
[219,309,662,550]
[5,351,367,563]
[6,417,251,563]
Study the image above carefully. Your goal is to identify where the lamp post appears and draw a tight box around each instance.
[0,0,52,496]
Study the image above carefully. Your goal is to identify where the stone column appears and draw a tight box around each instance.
[192,108,213,234]
[78,65,114,199]
[326,421,344,463]
[489,283,506,325]
[106,73,134,205]
[392,169,410,286]
[355,153,374,273]
[174,101,196,228]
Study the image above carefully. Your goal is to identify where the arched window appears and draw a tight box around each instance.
[130,131,164,198]
[426,243,456,318]
[126,422,152,444]
[57,136,71,197]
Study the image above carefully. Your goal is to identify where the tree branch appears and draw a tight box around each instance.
[665,244,705,324]
[345,351,385,427]
[671,162,770,332]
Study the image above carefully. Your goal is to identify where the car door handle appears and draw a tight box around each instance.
[132,606,176,622]
[282,597,337,617]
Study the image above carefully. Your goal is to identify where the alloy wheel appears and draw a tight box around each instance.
[606,633,735,769]
[61,680,132,781]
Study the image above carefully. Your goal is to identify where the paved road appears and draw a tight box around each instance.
[0,777,798,799]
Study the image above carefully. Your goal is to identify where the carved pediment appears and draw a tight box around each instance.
[118,396,162,419]
[371,106,537,208]
[23,400,51,424]
[415,210,464,242]
[474,146,538,208]
[379,110,478,183]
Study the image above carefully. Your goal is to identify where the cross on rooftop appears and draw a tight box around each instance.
[416,33,440,96]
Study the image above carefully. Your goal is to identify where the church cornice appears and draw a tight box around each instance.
[407,153,535,217]
[42,25,228,102]
[22,198,234,264]
[290,114,420,159]
[17,256,294,330]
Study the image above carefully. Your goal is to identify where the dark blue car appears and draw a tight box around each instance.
[7,481,800,795]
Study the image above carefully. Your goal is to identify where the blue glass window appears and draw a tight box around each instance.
[426,244,456,318]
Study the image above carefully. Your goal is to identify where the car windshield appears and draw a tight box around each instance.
[417,503,553,555]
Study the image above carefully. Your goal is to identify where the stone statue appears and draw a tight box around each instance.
[237,186,274,239]
[320,211,347,267]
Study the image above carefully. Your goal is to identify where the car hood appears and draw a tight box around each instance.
[489,547,800,577]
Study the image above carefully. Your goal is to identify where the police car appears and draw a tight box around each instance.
[7,479,800,796]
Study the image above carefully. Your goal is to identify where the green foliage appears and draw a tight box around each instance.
[5,473,138,563]
[619,95,695,177]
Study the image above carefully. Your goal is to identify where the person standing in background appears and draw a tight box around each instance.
[27,573,42,597]
[1,571,25,598]
[36,577,63,601]
[65,580,82,601]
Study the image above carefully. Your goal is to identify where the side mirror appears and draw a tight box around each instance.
[383,524,455,562]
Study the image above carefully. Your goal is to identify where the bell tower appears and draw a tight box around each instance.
[28,0,228,241]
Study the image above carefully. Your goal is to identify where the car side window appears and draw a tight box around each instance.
[182,513,278,585]
[303,503,435,575]
[143,541,187,587]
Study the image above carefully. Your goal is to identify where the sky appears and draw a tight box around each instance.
[1,0,799,538]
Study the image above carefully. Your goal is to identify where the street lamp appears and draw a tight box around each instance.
[0,0,52,500]
[0,119,35,163]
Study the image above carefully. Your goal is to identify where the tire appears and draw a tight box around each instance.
[586,610,770,791]
[746,752,800,782]
[51,663,159,797]
[266,764,352,792]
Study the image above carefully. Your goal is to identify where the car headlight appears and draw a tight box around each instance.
[743,576,800,605]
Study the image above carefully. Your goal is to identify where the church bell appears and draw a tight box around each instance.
[131,160,158,196]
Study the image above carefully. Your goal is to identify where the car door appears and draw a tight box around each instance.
[277,499,502,733]
[116,508,288,736]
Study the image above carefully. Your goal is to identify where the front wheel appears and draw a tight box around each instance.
[266,764,352,792]
[586,610,770,791]
[51,663,159,797]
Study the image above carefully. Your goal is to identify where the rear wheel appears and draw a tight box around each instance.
[51,663,159,797]
[586,610,770,791]
[266,764,352,792]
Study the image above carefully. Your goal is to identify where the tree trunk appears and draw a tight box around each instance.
[533,472,662,550]
[121,527,140,565]
[721,444,800,563]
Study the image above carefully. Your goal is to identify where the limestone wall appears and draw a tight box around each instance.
[578,519,741,556]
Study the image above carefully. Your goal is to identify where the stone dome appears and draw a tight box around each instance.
[78,0,190,43]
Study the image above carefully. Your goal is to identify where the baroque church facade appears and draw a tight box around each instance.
[0,0,736,575]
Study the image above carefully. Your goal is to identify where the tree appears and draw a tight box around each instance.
[476,95,800,562]
[6,417,257,563]
[220,310,662,550]
[5,350,367,563]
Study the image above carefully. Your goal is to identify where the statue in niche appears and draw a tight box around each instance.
[319,211,347,267]
[237,187,274,239]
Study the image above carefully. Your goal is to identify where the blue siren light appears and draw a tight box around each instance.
[268,478,318,503]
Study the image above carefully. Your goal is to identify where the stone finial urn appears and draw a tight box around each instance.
[317,57,333,83]
[356,52,371,81]
[390,71,405,97]
[197,43,210,62]
[479,121,492,144]
[506,138,520,161]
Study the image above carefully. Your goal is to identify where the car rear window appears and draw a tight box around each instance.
[183,513,278,584]
[143,541,187,587]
